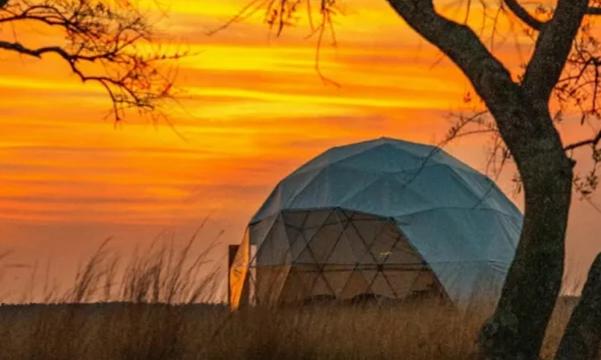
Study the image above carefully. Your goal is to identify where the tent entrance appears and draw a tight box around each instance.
[243,208,448,306]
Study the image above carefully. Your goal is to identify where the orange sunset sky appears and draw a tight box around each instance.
[1,0,600,301]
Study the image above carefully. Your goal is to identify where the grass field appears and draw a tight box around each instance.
[0,299,577,360]
[0,238,579,360]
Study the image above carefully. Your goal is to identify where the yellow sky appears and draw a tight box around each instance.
[0,0,599,300]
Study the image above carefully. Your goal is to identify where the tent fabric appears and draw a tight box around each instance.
[245,208,447,306]
[233,137,522,308]
[228,230,250,310]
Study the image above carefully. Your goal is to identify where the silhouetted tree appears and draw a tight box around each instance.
[556,253,601,360]
[229,1,601,359]
[0,0,178,120]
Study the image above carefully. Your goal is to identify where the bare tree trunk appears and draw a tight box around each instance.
[555,253,601,360]
[479,133,574,360]
[383,1,581,358]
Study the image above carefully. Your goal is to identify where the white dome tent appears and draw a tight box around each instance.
[229,138,522,310]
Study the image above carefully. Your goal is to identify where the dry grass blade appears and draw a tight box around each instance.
[0,231,581,360]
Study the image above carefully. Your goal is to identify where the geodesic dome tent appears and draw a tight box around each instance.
[229,138,522,310]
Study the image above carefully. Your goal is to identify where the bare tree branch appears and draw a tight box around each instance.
[565,130,601,152]
[0,0,181,121]
[503,0,543,31]
[587,7,601,15]
[523,0,589,103]
[385,1,518,113]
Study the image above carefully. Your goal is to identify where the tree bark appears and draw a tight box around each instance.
[383,1,579,358]
[479,140,574,360]
[555,253,601,360]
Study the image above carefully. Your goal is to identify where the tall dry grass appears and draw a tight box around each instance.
[0,235,579,360]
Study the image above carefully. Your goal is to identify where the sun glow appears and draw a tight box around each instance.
[1,0,599,300]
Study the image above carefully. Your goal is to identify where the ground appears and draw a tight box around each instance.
[0,298,579,360]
